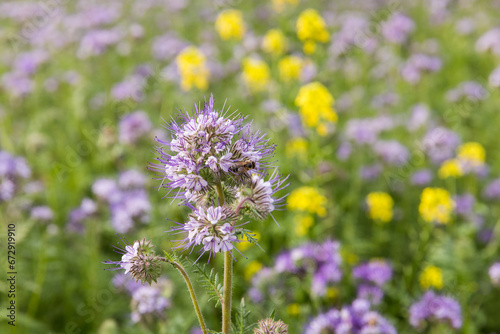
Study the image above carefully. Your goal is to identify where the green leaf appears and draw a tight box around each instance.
[231,298,255,334]
[185,258,224,307]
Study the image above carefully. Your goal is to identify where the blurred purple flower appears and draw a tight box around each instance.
[353,260,393,286]
[476,28,500,55]
[411,169,433,186]
[152,33,188,60]
[30,206,53,222]
[374,140,409,166]
[489,66,500,88]
[409,291,462,330]
[483,178,500,200]
[407,104,430,132]
[360,164,382,180]
[77,29,123,59]
[401,54,442,84]
[454,193,475,216]
[489,262,500,286]
[119,111,153,145]
[382,12,415,44]
[421,127,460,164]
[446,81,488,102]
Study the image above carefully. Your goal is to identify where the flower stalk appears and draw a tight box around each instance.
[161,257,208,334]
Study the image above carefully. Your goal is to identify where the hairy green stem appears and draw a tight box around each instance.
[216,182,232,334]
[162,258,208,334]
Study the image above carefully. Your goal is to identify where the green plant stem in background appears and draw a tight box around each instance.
[216,182,232,334]
[162,258,208,334]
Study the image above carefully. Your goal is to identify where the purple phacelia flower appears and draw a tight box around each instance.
[401,54,442,84]
[360,164,382,180]
[77,29,123,59]
[407,104,430,132]
[454,193,475,216]
[446,81,488,102]
[421,127,460,164]
[382,12,415,44]
[483,178,500,200]
[150,95,288,260]
[304,299,396,334]
[489,66,500,88]
[30,206,54,222]
[489,262,500,286]
[119,111,153,145]
[409,291,462,330]
[353,260,393,286]
[411,169,433,186]
[373,140,410,166]
[476,28,500,55]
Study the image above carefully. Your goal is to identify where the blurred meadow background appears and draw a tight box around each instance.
[1,0,500,333]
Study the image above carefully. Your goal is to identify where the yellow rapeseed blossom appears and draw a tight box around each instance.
[366,192,394,223]
[238,231,261,251]
[215,9,245,41]
[438,159,463,179]
[294,215,314,236]
[287,186,327,217]
[295,82,337,134]
[244,260,262,281]
[286,137,308,159]
[278,55,303,82]
[287,303,300,316]
[420,265,443,290]
[419,187,455,224]
[272,0,299,12]
[176,46,209,91]
[262,29,287,56]
[458,142,485,167]
[242,57,270,92]
[296,9,330,54]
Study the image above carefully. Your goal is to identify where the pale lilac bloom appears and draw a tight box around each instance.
[77,29,123,59]
[454,193,475,216]
[13,50,49,75]
[401,54,442,84]
[446,81,488,102]
[374,140,409,166]
[489,66,500,88]
[371,92,399,109]
[411,169,433,186]
[409,291,462,329]
[489,262,500,286]
[360,164,382,180]
[357,284,384,305]
[152,33,188,60]
[421,127,460,164]
[353,260,393,286]
[119,111,153,145]
[337,141,352,161]
[382,12,415,44]
[30,206,53,222]
[407,104,430,132]
[483,178,500,200]
[304,299,396,334]
[131,285,170,323]
[1,72,34,97]
[119,170,146,189]
[476,28,500,55]
[345,116,395,145]
[112,75,146,102]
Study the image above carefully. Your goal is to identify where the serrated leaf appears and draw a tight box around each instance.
[185,258,224,307]
[231,298,255,334]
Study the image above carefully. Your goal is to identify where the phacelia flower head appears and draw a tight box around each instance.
[409,291,462,330]
[105,238,163,285]
[253,318,288,334]
[150,96,288,259]
[489,262,500,286]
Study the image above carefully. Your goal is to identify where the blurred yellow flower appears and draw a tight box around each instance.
[238,231,261,251]
[296,9,329,54]
[242,57,270,92]
[420,265,443,290]
[326,287,339,300]
[295,82,337,133]
[419,188,455,224]
[438,159,463,179]
[176,46,209,91]
[244,260,262,281]
[215,9,245,41]
[294,215,314,236]
[272,0,299,12]
[458,142,485,167]
[262,29,287,56]
[286,137,308,159]
[287,186,327,217]
[287,303,300,316]
[366,192,393,223]
[279,55,303,82]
